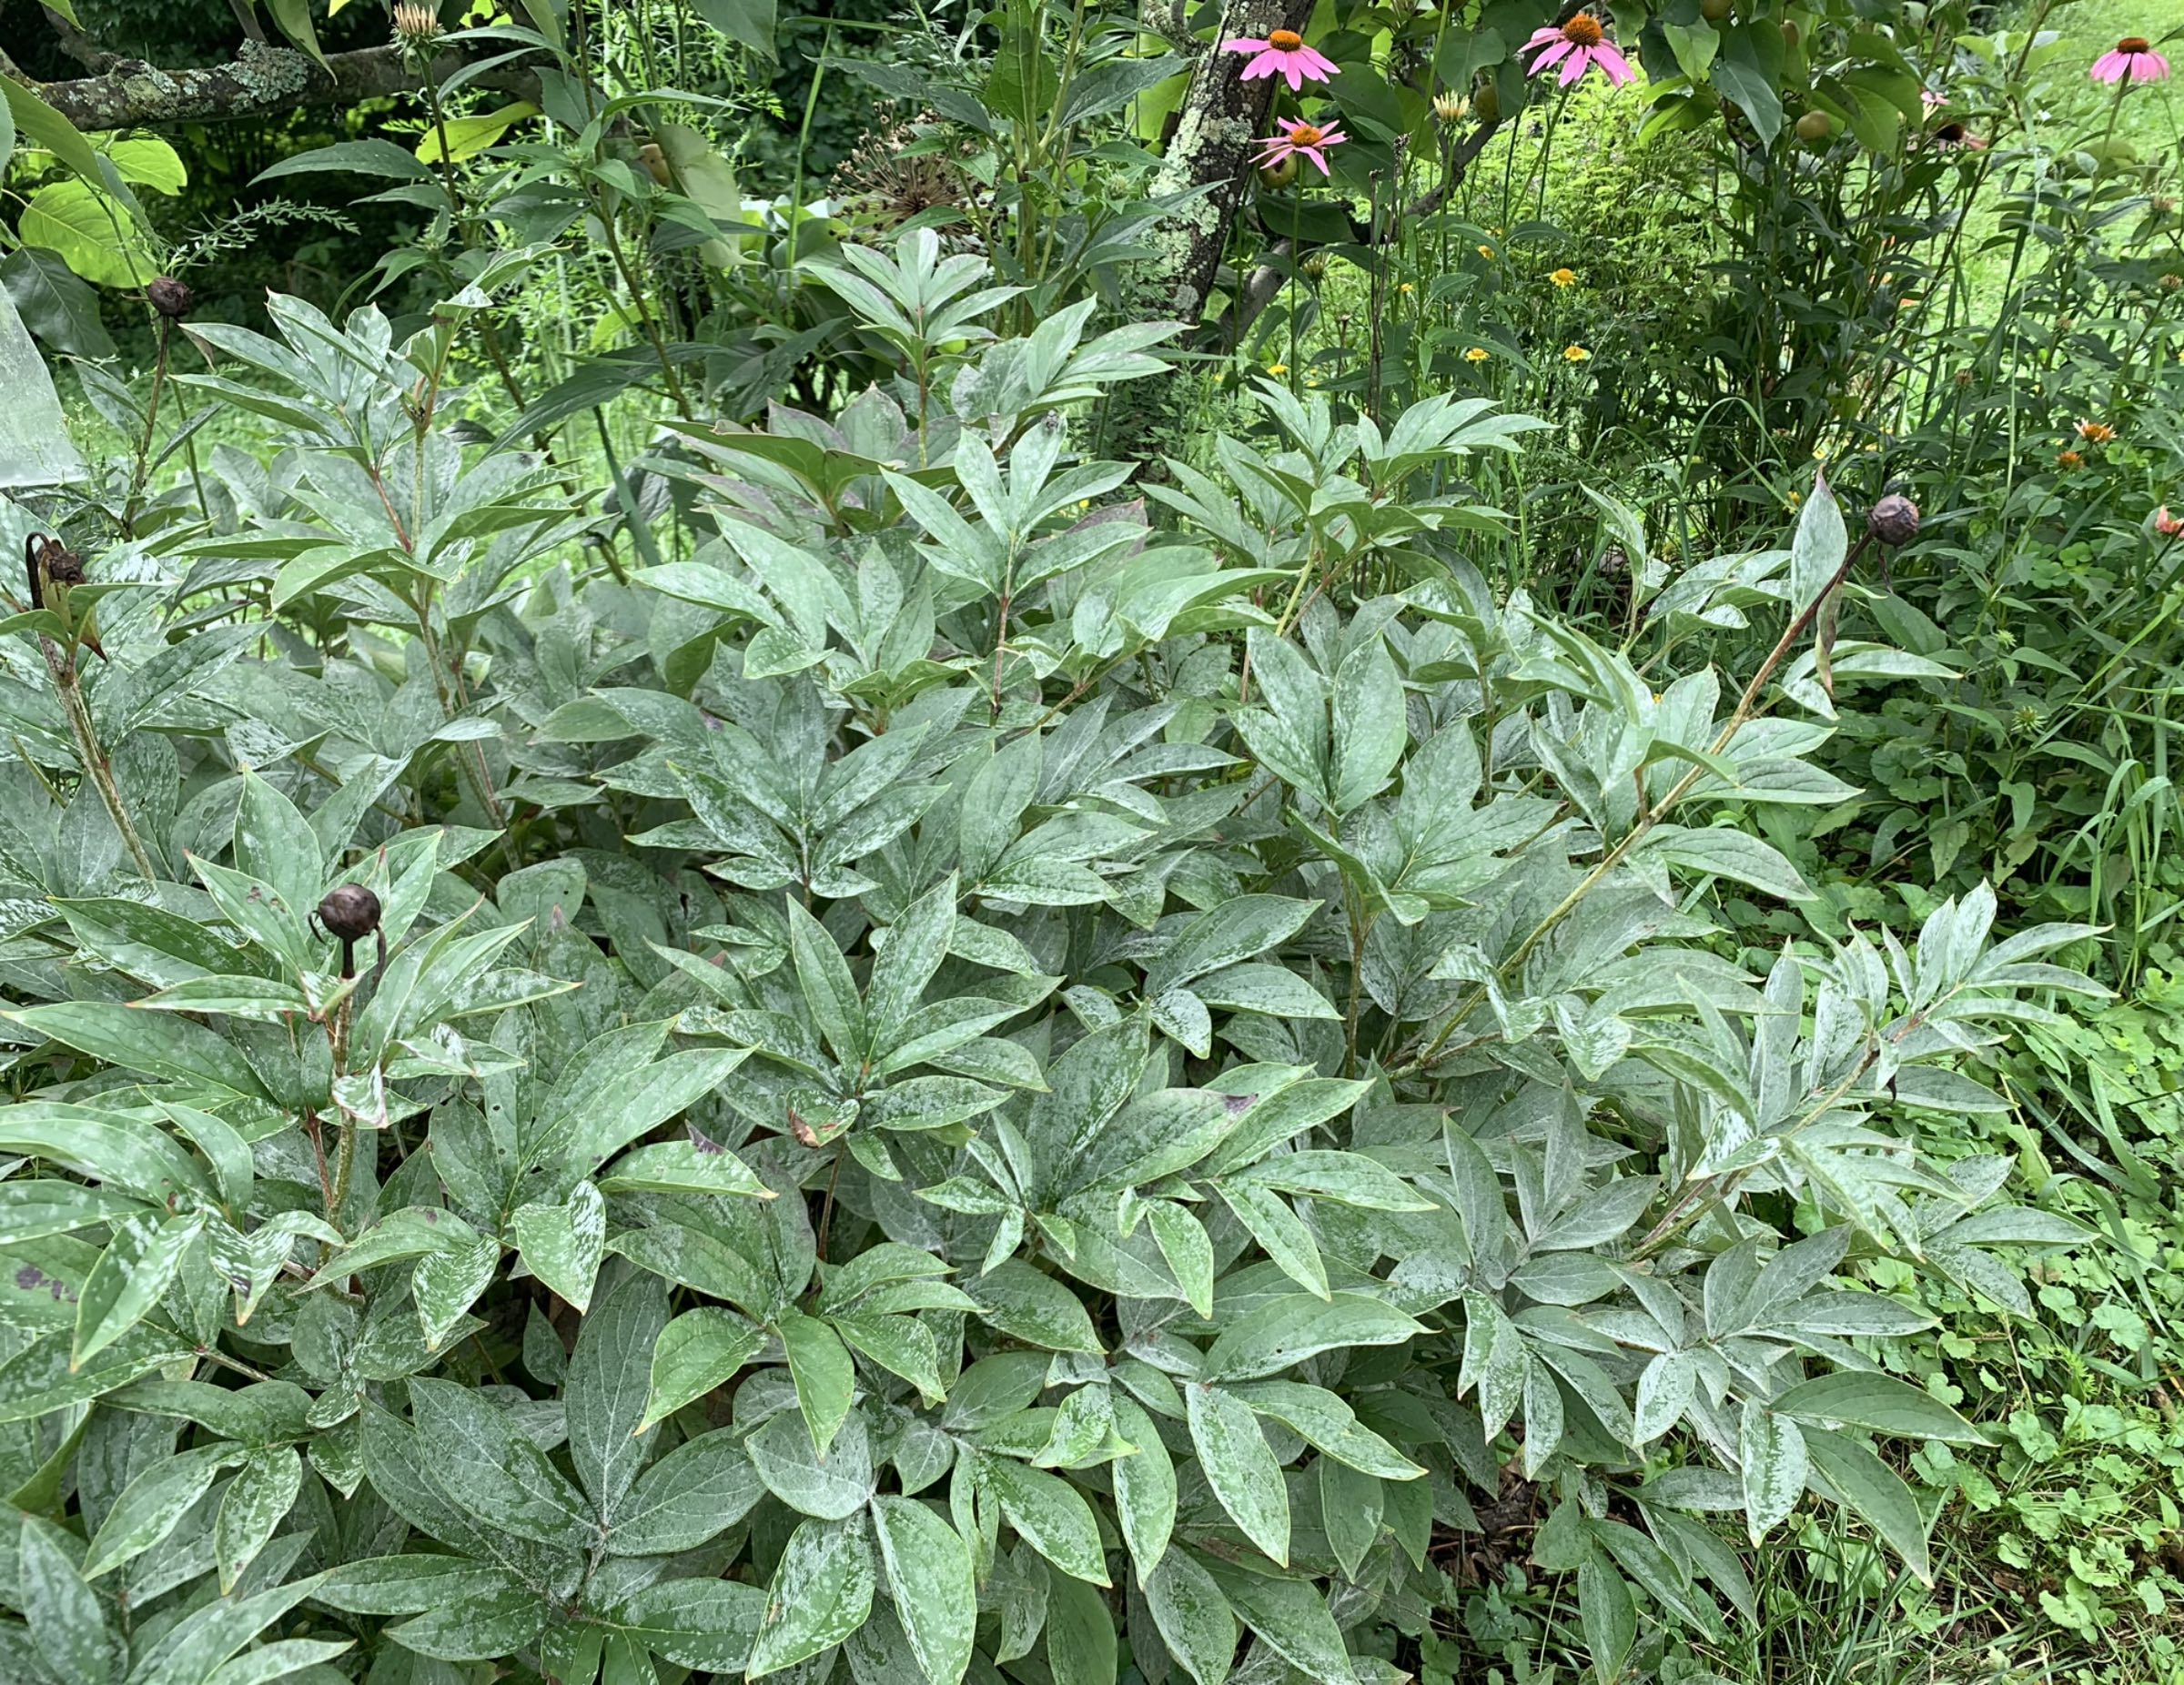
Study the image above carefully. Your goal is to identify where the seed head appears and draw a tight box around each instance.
[1867,493,1919,547]
[317,884,382,943]
[147,277,194,319]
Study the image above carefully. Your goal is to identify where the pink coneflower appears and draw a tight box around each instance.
[2156,506,2182,537]
[1222,28,1338,91]
[1254,117,1347,176]
[1522,14,1634,86]
[2091,36,2169,84]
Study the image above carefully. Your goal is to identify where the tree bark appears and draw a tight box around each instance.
[1139,0,1316,323]
[17,39,532,131]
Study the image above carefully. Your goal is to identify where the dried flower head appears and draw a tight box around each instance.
[147,277,194,319]
[1867,494,1920,547]
[1432,91,1470,124]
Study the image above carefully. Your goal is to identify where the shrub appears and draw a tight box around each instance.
[0,238,2104,1683]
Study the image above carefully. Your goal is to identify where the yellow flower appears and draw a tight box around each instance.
[1464,347,1491,363]
[1813,445,1829,461]
[1265,362,1289,377]
[1786,490,1804,508]
[1563,344,1592,363]
[1399,282,1414,295]
[1478,244,1496,259]
[1550,267,1576,288]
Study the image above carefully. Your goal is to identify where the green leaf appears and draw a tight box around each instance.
[568,1272,670,1519]
[73,1208,202,1367]
[1578,1554,1637,1684]
[412,1232,499,1352]
[509,1180,607,1310]
[85,1446,241,1578]
[693,0,776,58]
[213,1446,301,1592]
[1771,1371,1987,1445]
[963,1260,1104,1354]
[1802,1427,1933,1583]
[592,1578,764,1672]
[779,1307,857,1457]
[1045,1571,1117,1685]
[409,1377,594,1544]
[1145,1551,1238,1685]
[640,1306,765,1434]
[1204,1292,1425,1382]
[0,78,103,184]
[1205,1563,1352,1681]
[1147,895,1320,994]
[611,1428,763,1556]
[982,1455,1110,1586]
[746,1516,875,1678]
[6,1001,270,1098]
[1329,637,1406,812]
[19,1515,119,1685]
[784,894,867,1065]
[748,1404,876,1519]
[1110,1393,1177,1583]
[1214,1181,1327,1299]
[253,139,436,183]
[1738,1400,1807,1543]
[235,769,324,929]
[267,0,330,68]
[3,247,116,358]
[1186,1382,1289,1566]
[870,1496,977,1685]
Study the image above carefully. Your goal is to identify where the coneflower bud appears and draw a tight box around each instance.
[392,3,444,49]
[1301,252,1330,279]
[1433,91,1468,124]
[1867,494,1919,547]
[317,884,382,943]
[147,277,194,319]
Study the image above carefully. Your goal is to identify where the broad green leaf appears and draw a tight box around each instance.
[640,1306,765,1433]
[1110,1393,1177,1582]
[85,1446,242,1578]
[1738,1401,1808,1543]
[1044,1571,1117,1685]
[1186,1382,1289,1565]
[1771,1371,1987,1445]
[963,1260,1103,1354]
[746,1516,875,1678]
[748,1404,876,1519]
[981,1455,1109,1586]
[870,1496,977,1685]
[568,1272,670,1519]
[213,1446,302,1592]
[611,1429,763,1556]
[409,1377,593,1544]
[1203,1292,1425,1382]
[509,1181,607,1310]
[74,1208,203,1367]
[1145,1551,1238,1685]
[779,1308,857,1457]
[20,1515,119,1685]
[1803,1426,1935,1583]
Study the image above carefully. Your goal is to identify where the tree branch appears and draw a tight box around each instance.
[16,39,535,131]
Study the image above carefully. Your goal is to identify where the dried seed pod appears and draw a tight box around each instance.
[317,884,382,943]
[147,277,195,319]
[1867,493,1920,547]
